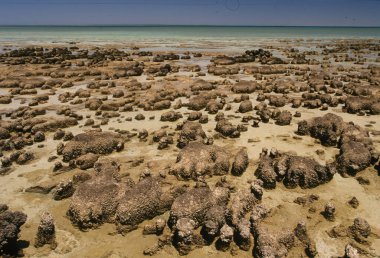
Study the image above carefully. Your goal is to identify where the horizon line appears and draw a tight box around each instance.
[1,24,380,28]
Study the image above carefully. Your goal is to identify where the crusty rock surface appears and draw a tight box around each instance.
[232,80,258,93]
[235,218,252,251]
[61,131,124,162]
[349,217,371,238]
[116,176,163,233]
[231,148,249,176]
[160,111,183,122]
[168,186,229,229]
[143,218,166,235]
[238,100,253,113]
[229,185,262,226]
[297,113,345,146]
[216,224,234,251]
[215,119,240,138]
[255,151,335,189]
[177,121,207,148]
[190,79,215,92]
[67,159,129,229]
[75,153,100,170]
[336,141,372,176]
[297,113,378,176]
[0,205,27,256]
[252,224,295,258]
[294,221,317,257]
[34,212,57,249]
[201,205,226,240]
[53,180,75,200]
[170,142,230,180]
[275,110,292,126]
[172,218,197,255]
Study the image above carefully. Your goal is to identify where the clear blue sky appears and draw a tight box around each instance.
[0,0,379,26]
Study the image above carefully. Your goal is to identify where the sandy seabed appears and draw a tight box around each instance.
[0,38,379,258]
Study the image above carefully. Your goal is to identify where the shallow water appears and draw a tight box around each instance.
[1,26,380,48]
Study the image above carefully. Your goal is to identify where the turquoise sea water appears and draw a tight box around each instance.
[1,26,379,52]
[1,26,380,44]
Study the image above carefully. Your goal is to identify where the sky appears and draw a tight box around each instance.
[0,0,379,26]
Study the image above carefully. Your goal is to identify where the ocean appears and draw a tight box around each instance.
[1,26,379,51]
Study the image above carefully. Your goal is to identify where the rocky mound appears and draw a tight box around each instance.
[297,113,378,176]
[190,79,216,92]
[68,159,186,232]
[255,150,335,189]
[168,186,229,228]
[177,121,207,148]
[170,142,230,180]
[67,159,129,230]
[297,113,345,146]
[232,81,259,93]
[0,205,27,256]
[60,131,124,162]
[115,177,163,233]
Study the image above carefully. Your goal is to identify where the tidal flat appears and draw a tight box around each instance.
[0,36,380,258]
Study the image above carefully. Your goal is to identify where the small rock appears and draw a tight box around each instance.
[34,131,45,142]
[344,244,359,258]
[35,212,57,249]
[216,224,233,251]
[348,197,359,209]
[323,202,336,221]
[143,218,166,235]
[53,181,75,201]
